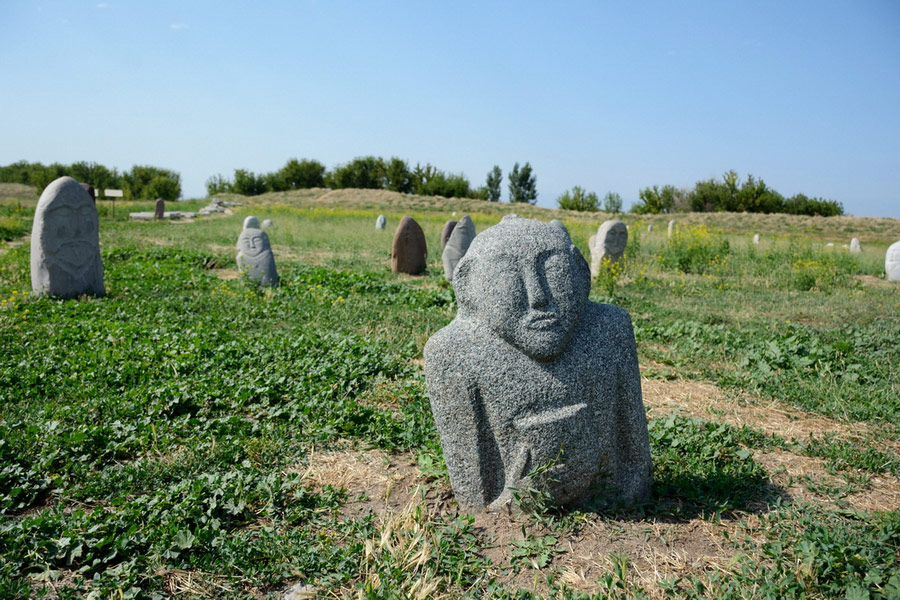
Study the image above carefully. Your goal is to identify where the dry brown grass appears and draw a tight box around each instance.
[292,372,900,598]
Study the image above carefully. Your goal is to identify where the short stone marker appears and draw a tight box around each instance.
[155,198,165,220]
[825,242,835,249]
[31,176,105,298]
[80,183,95,202]
[236,224,278,287]
[667,219,676,238]
[550,219,568,235]
[850,238,862,253]
[440,220,458,249]
[590,220,628,279]
[376,215,386,230]
[442,215,475,282]
[262,219,273,229]
[391,216,427,275]
[753,234,760,245]
[425,216,651,511]
[886,241,900,282]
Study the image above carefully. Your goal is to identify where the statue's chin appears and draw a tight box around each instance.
[499,329,572,363]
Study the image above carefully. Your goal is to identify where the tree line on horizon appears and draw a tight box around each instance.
[0,160,182,202]
[1,159,843,217]
[205,156,539,204]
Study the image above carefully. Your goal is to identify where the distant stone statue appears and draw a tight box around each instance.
[849,238,862,253]
[391,216,427,275]
[549,219,568,235]
[236,225,278,287]
[440,220,458,249]
[79,183,95,202]
[590,220,628,278]
[243,215,260,230]
[442,215,475,282]
[647,223,653,232]
[886,241,900,282]
[31,176,105,298]
[155,198,165,220]
[376,215,386,230]
[262,219,273,229]
[424,216,652,512]
[667,220,676,238]
[753,234,760,245]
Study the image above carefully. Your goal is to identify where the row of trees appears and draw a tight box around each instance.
[206,157,541,204]
[556,188,623,212]
[631,171,843,217]
[0,160,182,201]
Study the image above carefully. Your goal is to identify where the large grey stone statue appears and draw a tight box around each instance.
[590,220,628,278]
[441,215,475,282]
[236,225,278,287]
[376,215,386,230]
[243,215,260,230]
[886,241,900,282]
[424,216,652,512]
[31,176,105,298]
[155,198,165,220]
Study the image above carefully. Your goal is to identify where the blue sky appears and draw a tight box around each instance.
[2,1,899,217]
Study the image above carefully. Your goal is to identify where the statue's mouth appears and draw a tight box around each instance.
[525,312,560,329]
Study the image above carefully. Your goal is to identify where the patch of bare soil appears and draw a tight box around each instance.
[213,269,240,280]
[754,450,900,513]
[0,236,27,256]
[640,375,899,454]
[295,372,900,596]
[295,447,756,598]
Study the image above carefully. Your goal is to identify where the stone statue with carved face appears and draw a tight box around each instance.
[236,221,278,287]
[886,241,900,282]
[590,220,628,279]
[424,215,651,512]
[31,176,105,298]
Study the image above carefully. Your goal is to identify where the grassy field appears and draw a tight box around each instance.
[1,186,898,599]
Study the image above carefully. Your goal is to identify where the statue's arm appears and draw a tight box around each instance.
[613,309,653,503]
[424,336,495,511]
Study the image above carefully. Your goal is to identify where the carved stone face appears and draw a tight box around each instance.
[599,221,628,256]
[43,201,99,278]
[455,217,589,362]
[237,228,271,259]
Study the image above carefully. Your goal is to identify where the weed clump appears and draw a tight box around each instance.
[657,224,730,274]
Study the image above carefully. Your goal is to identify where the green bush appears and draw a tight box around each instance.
[556,186,599,211]
[657,223,730,274]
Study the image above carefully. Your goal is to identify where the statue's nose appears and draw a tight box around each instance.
[523,270,550,308]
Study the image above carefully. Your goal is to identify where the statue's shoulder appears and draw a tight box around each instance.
[424,317,479,369]
[582,301,635,338]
